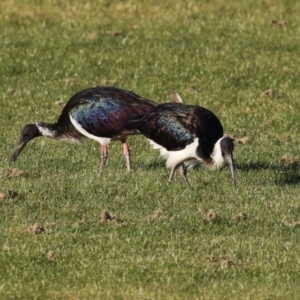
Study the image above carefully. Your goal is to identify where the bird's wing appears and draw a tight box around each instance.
[57,86,157,129]
[126,109,195,151]
[69,92,156,138]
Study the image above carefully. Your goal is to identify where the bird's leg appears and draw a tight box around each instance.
[168,164,189,186]
[168,166,176,183]
[100,144,108,172]
[179,163,190,186]
[121,140,131,172]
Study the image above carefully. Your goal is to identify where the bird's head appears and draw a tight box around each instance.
[219,137,235,187]
[11,124,41,162]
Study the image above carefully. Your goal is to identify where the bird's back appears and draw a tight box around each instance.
[62,86,157,138]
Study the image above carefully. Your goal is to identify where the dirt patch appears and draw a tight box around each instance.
[206,255,235,267]
[199,209,217,224]
[7,88,16,94]
[282,216,300,228]
[55,100,65,106]
[204,210,217,223]
[235,136,250,145]
[224,134,235,140]
[282,67,292,74]
[224,134,250,145]
[101,79,116,85]
[187,85,197,93]
[275,135,292,145]
[271,19,287,27]
[0,192,7,200]
[8,190,19,199]
[77,218,87,225]
[1,168,24,178]
[232,212,247,221]
[283,135,292,143]
[63,78,77,85]
[0,190,21,200]
[281,155,293,165]
[261,89,273,98]
[279,135,292,144]
[100,210,124,226]
[46,251,55,261]
[26,223,44,235]
[46,221,56,227]
[147,209,167,222]
[105,30,122,37]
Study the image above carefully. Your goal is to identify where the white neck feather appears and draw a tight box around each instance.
[210,137,225,170]
[36,123,56,138]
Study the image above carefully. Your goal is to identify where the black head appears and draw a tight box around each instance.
[220,137,234,156]
[220,137,235,187]
[11,124,41,162]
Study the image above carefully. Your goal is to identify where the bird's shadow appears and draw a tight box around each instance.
[137,160,300,186]
[134,158,166,170]
[236,161,300,186]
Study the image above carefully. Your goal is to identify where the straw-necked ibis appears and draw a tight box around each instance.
[12,86,158,171]
[125,102,235,186]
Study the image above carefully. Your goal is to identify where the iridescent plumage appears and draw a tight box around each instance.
[125,103,235,186]
[12,86,157,171]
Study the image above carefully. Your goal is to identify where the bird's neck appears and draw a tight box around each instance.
[36,122,82,143]
[209,137,225,170]
[36,122,58,138]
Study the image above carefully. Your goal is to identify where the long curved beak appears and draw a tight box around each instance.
[226,153,236,187]
[11,138,29,162]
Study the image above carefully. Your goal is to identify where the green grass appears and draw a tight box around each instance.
[1,0,300,298]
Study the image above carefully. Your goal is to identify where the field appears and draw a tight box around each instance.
[1,0,300,299]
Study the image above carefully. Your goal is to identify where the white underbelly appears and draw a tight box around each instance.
[70,116,112,145]
[149,138,201,169]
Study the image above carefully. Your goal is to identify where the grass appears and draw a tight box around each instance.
[1,0,300,298]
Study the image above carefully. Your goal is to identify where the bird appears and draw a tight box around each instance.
[11,86,160,172]
[124,102,235,186]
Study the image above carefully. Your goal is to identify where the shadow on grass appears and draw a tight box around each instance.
[137,160,300,186]
[136,160,166,170]
[236,161,300,186]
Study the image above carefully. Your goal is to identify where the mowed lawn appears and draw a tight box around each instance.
[1,0,300,299]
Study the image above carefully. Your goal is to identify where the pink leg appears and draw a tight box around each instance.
[100,144,108,172]
[121,140,131,172]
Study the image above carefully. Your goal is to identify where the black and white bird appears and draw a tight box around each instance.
[125,102,235,186]
[11,86,160,171]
